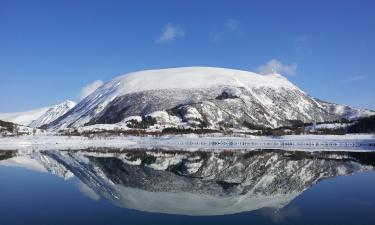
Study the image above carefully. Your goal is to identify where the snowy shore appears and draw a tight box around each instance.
[0,134,374,152]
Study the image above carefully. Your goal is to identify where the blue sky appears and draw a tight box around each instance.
[0,0,374,112]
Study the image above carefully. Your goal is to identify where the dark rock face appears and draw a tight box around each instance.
[216,89,240,100]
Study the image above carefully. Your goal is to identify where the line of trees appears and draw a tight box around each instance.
[347,115,375,133]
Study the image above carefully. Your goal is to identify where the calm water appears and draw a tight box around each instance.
[0,149,375,225]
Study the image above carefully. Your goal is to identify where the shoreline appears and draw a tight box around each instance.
[0,134,374,152]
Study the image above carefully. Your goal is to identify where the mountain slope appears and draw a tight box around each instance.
[0,101,76,128]
[0,106,51,126]
[29,100,76,128]
[47,67,374,130]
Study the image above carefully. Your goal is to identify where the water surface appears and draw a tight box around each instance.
[0,148,375,225]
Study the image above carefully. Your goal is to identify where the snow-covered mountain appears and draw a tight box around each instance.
[29,100,76,128]
[0,106,51,126]
[0,100,76,128]
[47,67,374,131]
[1,149,373,215]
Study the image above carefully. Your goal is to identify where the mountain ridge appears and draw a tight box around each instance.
[29,100,76,128]
[47,67,374,131]
[0,100,76,128]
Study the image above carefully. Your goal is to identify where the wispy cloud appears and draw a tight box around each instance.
[77,80,103,100]
[296,34,309,43]
[257,59,297,76]
[77,181,101,201]
[295,34,312,54]
[212,18,241,41]
[259,207,301,223]
[156,23,185,43]
[224,18,239,31]
[341,75,367,83]
[212,31,224,41]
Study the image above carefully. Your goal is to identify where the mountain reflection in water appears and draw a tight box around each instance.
[1,149,374,216]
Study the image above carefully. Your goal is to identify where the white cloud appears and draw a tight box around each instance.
[257,59,297,76]
[77,80,103,100]
[212,30,223,42]
[212,19,240,41]
[156,23,185,43]
[225,19,239,31]
[296,34,309,43]
[260,207,301,223]
[341,75,367,82]
[77,181,101,201]
[295,34,311,54]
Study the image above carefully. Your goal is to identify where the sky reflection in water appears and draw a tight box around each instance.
[0,148,375,225]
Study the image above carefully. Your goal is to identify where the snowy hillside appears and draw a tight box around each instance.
[317,99,375,120]
[0,106,51,126]
[0,119,39,136]
[0,100,76,128]
[44,67,374,130]
[29,100,76,128]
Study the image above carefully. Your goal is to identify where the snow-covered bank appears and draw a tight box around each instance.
[0,134,374,152]
[0,136,138,151]
[152,134,375,151]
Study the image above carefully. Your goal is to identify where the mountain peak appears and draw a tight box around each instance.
[28,100,76,128]
[55,100,76,109]
[106,67,298,98]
